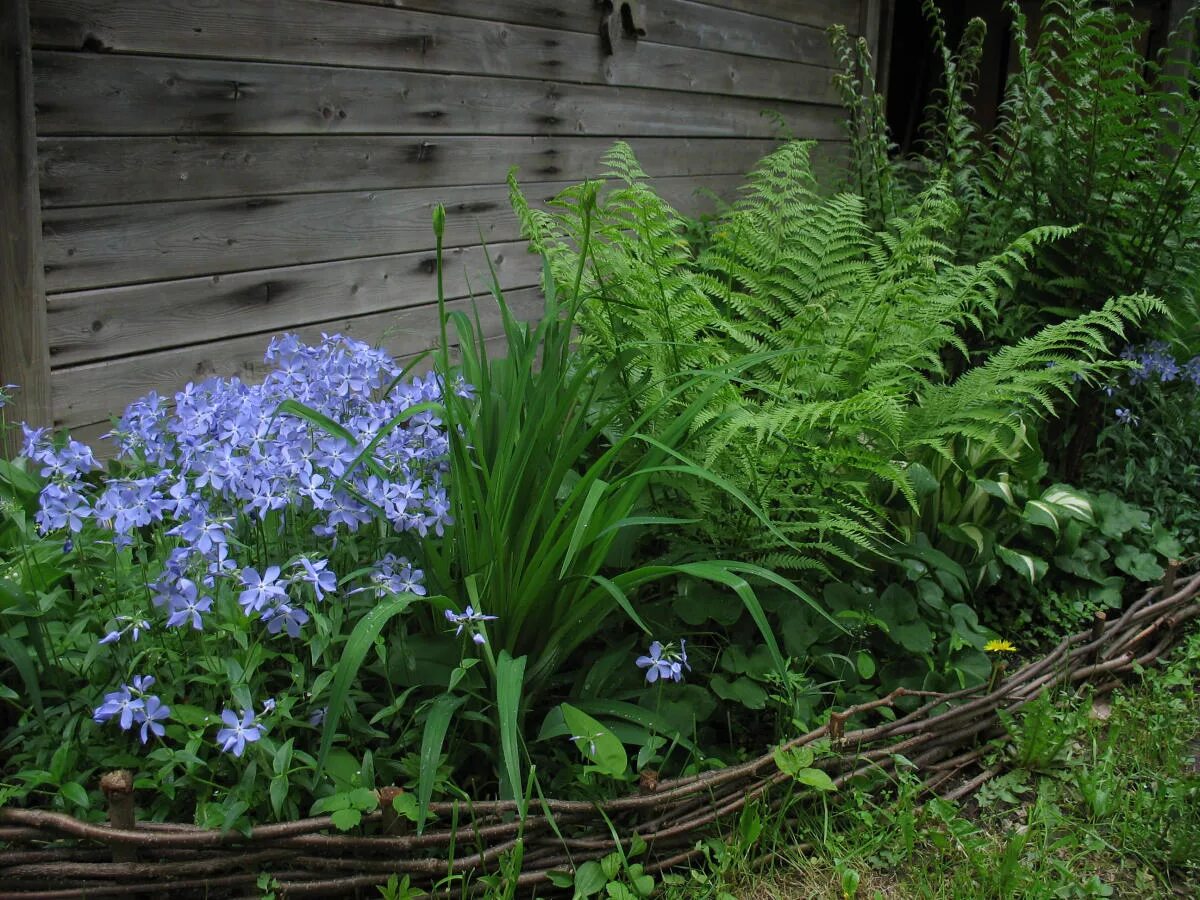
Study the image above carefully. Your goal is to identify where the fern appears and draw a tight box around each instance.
[509,142,1159,574]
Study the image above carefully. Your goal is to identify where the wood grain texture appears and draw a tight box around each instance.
[38,135,788,206]
[638,0,836,63]
[333,0,862,36]
[52,288,543,427]
[32,51,845,138]
[0,0,51,435]
[41,173,743,292]
[47,240,541,366]
[29,0,841,102]
[689,0,860,30]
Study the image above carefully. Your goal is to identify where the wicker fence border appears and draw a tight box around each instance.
[2,563,1199,899]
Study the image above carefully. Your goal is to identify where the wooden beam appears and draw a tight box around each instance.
[32,51,846,139]
[47,240,542,366]
[38,135,788,206]
[0,0,50,442]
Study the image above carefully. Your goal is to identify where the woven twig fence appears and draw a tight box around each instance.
[3,563,1199,899]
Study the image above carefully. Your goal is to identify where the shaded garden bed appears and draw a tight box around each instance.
[3,566,1197,898]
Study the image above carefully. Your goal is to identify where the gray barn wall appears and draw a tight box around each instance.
[9,0,880,440]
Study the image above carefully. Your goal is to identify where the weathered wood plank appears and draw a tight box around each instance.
[38,135,787,206]
[638,0,835,63]
[29,0,841,102]
[688,0,860,30]
[334,0,861,36]
[41,173,743,292]
[0,0,51,438]
[47,240,541,366]
[52,289,543,428]
[33,51,845,138]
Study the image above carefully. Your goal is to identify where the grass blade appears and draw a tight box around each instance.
[496,651,527,811]
[416,693,465,834]
[316,592,421,776]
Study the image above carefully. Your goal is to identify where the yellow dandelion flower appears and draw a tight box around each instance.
[984,639,1017,653]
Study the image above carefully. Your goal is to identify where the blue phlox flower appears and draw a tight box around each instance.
[93,685,144,730]
[239,565,287,614]
[1185,356,1200,387]
[636,640,691,684]
[136,695,170,744]
[264,601,309,638]
[294,556,337,601]
[165,580,213,630]
[216,707,264,757]
[1115,407,1139,426]
[36,482,92,534]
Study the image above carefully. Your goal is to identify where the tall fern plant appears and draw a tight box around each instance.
[510,142,1161,575]
[832,0,1200,345]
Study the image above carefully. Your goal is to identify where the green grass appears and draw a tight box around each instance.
[662,627,1200,900]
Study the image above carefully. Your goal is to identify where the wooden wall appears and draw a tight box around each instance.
[8,0,875,440]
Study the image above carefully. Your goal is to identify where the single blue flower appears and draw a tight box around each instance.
[636,640,691,684]
[444,605,497,644]
[94,686,144,730]
[165,580,213,630]
[136,695,170,744]
[295,556,337,601]
[239,565,287,614]
[216,708,264,757]
[264,602,309,638]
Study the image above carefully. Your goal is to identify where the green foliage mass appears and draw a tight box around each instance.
[833,0,1200,348]
[510,140,1161,575]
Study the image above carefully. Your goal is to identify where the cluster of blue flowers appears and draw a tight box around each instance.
[1109,342,1200,425]
[22,334,466,757]
[93,676,170,744]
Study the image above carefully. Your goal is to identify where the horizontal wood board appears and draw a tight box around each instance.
[47,240,542,366]
[29,0,842,101]
[31,0,860,67]
[38,135,794,206]
[41,173,745,292]
[33,51,846,138]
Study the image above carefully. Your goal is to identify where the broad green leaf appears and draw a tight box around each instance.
[1041,485,1093,523]
[773,745,815,775]
[709,674,768,710]
[60,782,89,810]
[573,860,607,898]
[561,703,627,778]
[856,651,876,680]
[329,808,362,831]
[1022,500,1060,536]
[995,545,1047,583]
[976,479,1015,506]
[795,767,836,792]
